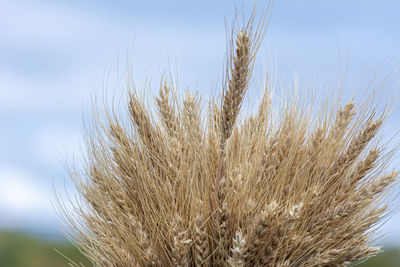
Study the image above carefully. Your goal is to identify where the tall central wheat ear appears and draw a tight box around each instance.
[60,1,399,266]
[221,30,251,145]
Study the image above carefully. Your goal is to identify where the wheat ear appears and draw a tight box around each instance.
[227,230,247,267]
[221,30,251,144]
[156,81,180,138]
[193,215,210,266]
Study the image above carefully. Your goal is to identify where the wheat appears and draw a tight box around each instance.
[170,215,191,267]
[221,30,252,144]
[193,215,210,266]
[155,81,180,138]
[227,230,247,267]
[60,1,399,266]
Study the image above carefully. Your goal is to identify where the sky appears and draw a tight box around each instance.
[1,0,400,245]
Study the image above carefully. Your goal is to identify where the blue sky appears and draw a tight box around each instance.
[1,0,400,245]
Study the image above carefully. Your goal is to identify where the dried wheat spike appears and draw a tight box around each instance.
[155,82,180,137]
[193,216,210,266]
[227,230,247,267]
[221,30,252,144]
[170,215,191,267]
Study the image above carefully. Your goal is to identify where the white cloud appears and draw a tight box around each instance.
[0,166,58,230]
[0,166,50,213]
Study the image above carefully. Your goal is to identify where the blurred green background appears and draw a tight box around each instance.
[0,232,91,267]
[0,231,399,267]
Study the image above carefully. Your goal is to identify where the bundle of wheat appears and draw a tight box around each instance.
[60,2,399,266]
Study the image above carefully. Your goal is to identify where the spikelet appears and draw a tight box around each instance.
[227,230,247,267]
[193,215,210,266]
[170,215,191,267]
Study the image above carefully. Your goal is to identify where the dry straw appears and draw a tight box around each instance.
[59,1,399,266]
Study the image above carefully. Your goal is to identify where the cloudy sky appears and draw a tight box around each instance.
[1,0,400,245]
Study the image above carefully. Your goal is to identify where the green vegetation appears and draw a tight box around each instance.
[0,232,91,267]
[0,231,399,266]
[356,249,400,267]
